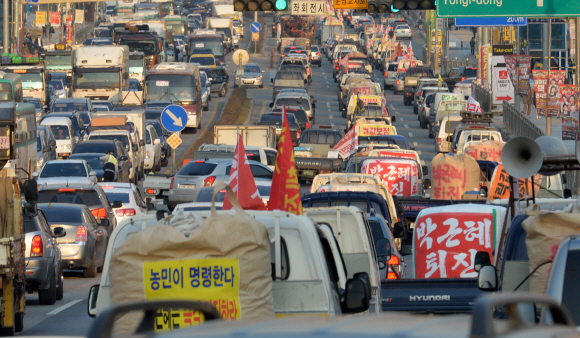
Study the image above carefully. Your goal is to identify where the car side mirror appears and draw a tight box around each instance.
[154,138,161,145]
[139,140,145,147]
[447,135,453,142]
[111,200,123,209]
[89,171,97,177]
[393,221,405,238]
[474,251,492,273]
[43,146,51,153]
[422,165,429,176]
[32,171,38,178]
[24,179,38,202]
[99,219,109,227]
[52,226,66,238]
[270,78,274,83]
[49,140,56,147]
[477,265,498,291]
[269,102,274,108]
[87,284,100,317]
[423,178,432,190]
[391,116,396,122]
[479,186,488,198]
[342,277,370,314]
[312,103,316,108]
[119,155,129,161]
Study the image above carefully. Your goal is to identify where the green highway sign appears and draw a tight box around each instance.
[437,0,580,18]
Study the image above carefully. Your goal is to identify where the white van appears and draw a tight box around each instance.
[455,129,503,155]
[40,116,77,159]
[87,210,372,318]
[435,114,462,153]
[304,206,383,313]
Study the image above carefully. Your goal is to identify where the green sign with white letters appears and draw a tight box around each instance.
[437,0,580,18]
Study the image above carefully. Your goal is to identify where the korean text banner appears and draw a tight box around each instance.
[548,70,565,117]
[374,150,416,160]
[487,163,542,202]
[560,84,578,141]
[361,159,419,196]
[431,154,480,200]
[35,12,46,27]
[144,258,241,321]
[414,210,497,279]
[533,70,548,117]
[333,123,358,158]
[359,124,394,137]
[518,56,532,96]
[50,12,60,27]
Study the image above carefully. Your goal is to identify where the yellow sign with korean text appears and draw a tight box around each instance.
[359,124,394,137]
[144,258,241,331]
[35,12,46,27]
[333,0,368,10]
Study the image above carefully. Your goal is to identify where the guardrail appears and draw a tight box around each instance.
[502,100,544,139]
[74,21,103,44]
[473,83,492,113]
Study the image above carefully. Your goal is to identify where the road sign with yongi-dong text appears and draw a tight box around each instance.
[455,17,527,27]
[437,0,580,18]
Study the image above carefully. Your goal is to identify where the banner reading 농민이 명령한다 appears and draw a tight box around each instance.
[560,84,579,140]
[548,70,566,117]
[533,70,548,117]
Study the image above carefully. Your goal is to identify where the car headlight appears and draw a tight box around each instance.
[146,151,150,159]
[37,158,44,167]
[63,144,71,149]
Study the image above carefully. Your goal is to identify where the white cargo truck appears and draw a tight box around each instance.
[214,125,277,149]
[71,45,130,104]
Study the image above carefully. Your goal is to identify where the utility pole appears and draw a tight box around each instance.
[3,0,9,54]
[546,18,552,135]
[434,16,439,73]
[515,26,520,112]
[442,18,448,74]
[476,26,482,81]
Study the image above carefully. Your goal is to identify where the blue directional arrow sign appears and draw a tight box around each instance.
[250,22,261,34]
[455,17,527,27]
[161,105,188,133]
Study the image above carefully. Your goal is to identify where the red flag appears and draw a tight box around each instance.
[268,106,303,215]
[223,134,266,210]
[408,43,414,60]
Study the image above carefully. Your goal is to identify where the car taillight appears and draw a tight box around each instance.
[315,52,320,56]
[307,56,310,61]
[453,149,457,153]
[146,188,157,195]
[76,226,87,242]
[91,208,107,220]
[396,80,400,84]
[307,68,310,75]
[116,208,136,217]
[296,129,301,140]
[422,107,426,113]
[384,71,388,77]
[417,91,421,97]
[204,176,216,187]
[461,76,465,81]
[170,177,174,189]
[387,272,397,279]
[388,256,400,266]
[320,170,332,174]
[437,138,442,145]
[335,65,339,70]
[31,235,42,257]
[305,122,310,129]
[281,54,285,58]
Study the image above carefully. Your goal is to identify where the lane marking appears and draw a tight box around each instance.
[329,114,333,119]
[47,299,83,315]
[327,85,329,88]
[399,117,404,121]
[418,150,422,155]
[394,111,400,114]
[404,124,409,129]
[408,132,413,138]
[413,142,418,147]
[421,160,425,166]
[331,123,335,127]
[260,100,267,116]
[326,102,330,108]
[389,104,395,110]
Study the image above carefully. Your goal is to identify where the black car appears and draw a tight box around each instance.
[443,67,478,88]
[69,153,119,182]
[201,66,229,97]
[257,113,301,145]
[71,140,131,183]
[272,106,309,131]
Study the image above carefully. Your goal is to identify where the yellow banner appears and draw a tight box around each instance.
[359,124,394,137]
[35,12,46,27]
[144,258,241,331]
[333,0,367,10]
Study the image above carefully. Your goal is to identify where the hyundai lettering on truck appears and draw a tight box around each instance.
[72,45,130,104]
[145,63,203,130]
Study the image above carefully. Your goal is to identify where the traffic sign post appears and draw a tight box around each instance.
[454,17,527,27]
[438,0,580,18]
[161,105,188,133]
[166,133,183,175]
[250,22,261,34]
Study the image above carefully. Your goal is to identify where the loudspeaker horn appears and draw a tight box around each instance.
[501,137,543,179]
[536,135,569,176]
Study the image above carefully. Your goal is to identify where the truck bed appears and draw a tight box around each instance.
[381,278,487,313]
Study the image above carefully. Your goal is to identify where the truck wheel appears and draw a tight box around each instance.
[204,104,209,111]
[38,268,56,305]
[56,271,64,301]
[219,86,227,97]
[83,251,97,278]
[15,312,23,333]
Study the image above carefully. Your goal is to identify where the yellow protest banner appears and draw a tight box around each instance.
[333,0,368,10]
[35,12,46,27]
[144,258,241,331]
[359,124,394,137]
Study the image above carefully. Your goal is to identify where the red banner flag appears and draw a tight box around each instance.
[223,134,266,211]
[268,106,303,215]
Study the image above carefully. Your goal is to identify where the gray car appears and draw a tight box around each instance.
[38,203,108,278]
[24,206,65,305]
[234,63,265,88]
[36,127,57,169]
[168,158,274,207]
[393,72,405,94]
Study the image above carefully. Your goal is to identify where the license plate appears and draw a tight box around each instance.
[303,170,315,177]
[60,153,70,157]
[179,184,196,189]
[162,191,169,196]
[243,80,254,84]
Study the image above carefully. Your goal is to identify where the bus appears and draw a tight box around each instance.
[164,15,188,36]
[0,101,37,181]
[150,0,173,17]
[144,63,202,130]
[0,72,23,102]
[1,65,46,105]
[41,49,72,86]
[189,33,225,64]
[134,3,161,19]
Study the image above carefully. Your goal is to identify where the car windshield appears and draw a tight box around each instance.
[189,37,224,57]
[49,125,70,140]
[145,74,197,103]
[24,98,42,108]
[121,41,158,56]
[243,65,260,73]
[38,189,103,207]
[41,207,82,223]
[190,56,215,66]
[288,110,307,123]
[90,135,130,152]
[177,162,217,176]
[69,154,108,170]
[51,102,88,112]
[103,191,130,204]
[73,142,116,155]
[443,120,462,134]
[49,81,64,90]
[40,162,87,178]
[562,250,580,324]
[275,98,310,110]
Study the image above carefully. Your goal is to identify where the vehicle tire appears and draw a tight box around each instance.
[259,84,264,88]
[15,312,23,333]
[203,104,209,111]
[56,271,64,301]
[38,268,56,305]
[233,84,237,88]
[413,106,418,114]
[208,94,211,101]
[342,110,346,118]
[218,86,227,97]
[83,251,97,278]
[318,63,321,68]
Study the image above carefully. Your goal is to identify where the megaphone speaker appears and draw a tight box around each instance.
[536,135,569,176]
[501,136,543,179]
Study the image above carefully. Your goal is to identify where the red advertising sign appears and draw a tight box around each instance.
[361,159,419,196]
[415,212,495,278]
[66,23,72,43]
[352,87,371,95]
[50,12,60,27]
[480,46,490,88]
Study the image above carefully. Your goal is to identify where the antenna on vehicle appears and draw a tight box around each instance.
[66,177,69,188]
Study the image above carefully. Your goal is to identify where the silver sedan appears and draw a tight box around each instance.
[234,63,266,88]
